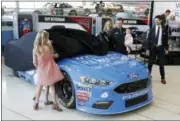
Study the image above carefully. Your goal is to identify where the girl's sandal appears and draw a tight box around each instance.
[44,101,53,105]
[52,104,62,112]
[33,103,39,110]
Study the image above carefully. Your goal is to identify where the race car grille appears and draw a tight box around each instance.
[125,94,148,108]
[114,78,149,94]
[92,101,113,109]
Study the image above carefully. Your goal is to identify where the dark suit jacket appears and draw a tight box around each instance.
[108,27,126,52]
[147,26,169,51]
[161,14,166,26]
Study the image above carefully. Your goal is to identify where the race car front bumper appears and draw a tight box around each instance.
[76,86,153,114]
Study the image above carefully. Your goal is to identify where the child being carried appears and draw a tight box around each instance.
[124,28,133,53]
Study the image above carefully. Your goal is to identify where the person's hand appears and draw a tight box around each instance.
[48,40,52,43]
[54,53,59,58]
[50,40,53,43]
[165,50,169,55]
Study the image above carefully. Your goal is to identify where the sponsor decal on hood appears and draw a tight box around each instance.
[122,89,149,100]
[128,73,139,78]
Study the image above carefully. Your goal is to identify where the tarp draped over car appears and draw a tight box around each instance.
[4,28,109,71]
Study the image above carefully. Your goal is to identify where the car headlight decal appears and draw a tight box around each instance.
[80,76,112,86]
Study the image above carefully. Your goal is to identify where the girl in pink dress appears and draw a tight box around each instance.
[33,30,64,111]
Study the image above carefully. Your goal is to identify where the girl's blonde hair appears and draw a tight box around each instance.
[33,30,53,55]
[103,20,113,33]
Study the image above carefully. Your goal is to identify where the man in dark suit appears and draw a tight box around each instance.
[108,18,127,55]
[147,15,169,84]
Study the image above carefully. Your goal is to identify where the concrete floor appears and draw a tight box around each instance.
[2,58,180,120]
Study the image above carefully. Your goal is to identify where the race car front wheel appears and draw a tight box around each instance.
[84,9,91,16]
[55,72,76,109]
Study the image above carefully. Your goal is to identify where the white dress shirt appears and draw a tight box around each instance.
[156,26,162,46]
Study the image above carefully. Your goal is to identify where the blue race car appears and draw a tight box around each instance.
[4,27,153,114]
[57,52,153,114]
[17,52,152,114]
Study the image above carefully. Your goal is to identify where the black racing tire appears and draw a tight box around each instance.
[69,10,77,16]
[55,72,76,109]
[84,8,91,16]
[13,70,19,77]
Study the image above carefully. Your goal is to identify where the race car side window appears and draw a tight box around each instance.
[55,3,60,8]
[62,3,72,8]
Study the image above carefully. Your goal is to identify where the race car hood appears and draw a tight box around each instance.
[59,52,148,83]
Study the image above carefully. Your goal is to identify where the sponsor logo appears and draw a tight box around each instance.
[76,83,92,103]
[128,73,139,78]
[77,95,89,101]
[101,92,109,99]
[129,61,137,67]
[45,17,65,22]
[122,89,149,100]
[77,91,90,101]
[77,101,87,106]
[77,85,91,92]
[77,83,93,89]
[124,20,137,24]
[121,56,129,61]
[40,16,66,22]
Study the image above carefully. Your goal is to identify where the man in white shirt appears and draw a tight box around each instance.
[147,15,169,84]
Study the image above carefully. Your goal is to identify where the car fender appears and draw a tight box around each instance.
[58,64,81,85]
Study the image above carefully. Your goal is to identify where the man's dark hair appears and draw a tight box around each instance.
[117,18,124,22]
[165,9,171,13]
[155,15,162,21]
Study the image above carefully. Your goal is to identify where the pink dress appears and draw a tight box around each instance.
[34,46,64,86]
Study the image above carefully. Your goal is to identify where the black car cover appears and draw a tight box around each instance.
[96,32,110,54]
[4,32,37,71]
[4,28,109,71]
[46,28,109,55]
